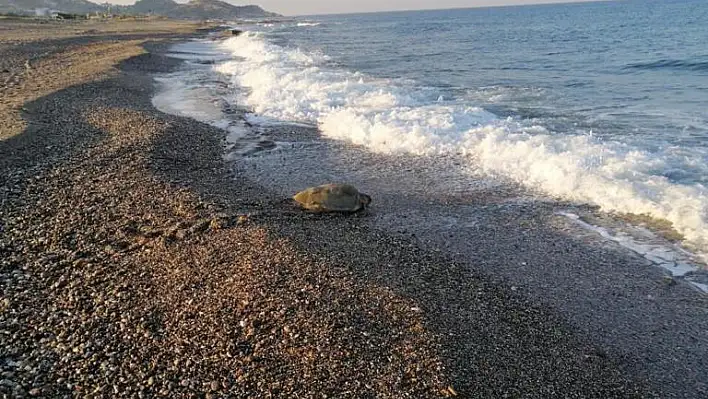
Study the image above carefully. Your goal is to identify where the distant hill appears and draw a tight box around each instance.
[0,0,279,19]
[0,0,102,14]
[127,0,279,19]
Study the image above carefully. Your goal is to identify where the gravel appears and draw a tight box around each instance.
[0,20,663,398]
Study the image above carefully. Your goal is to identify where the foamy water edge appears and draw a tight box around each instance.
[211,32,708,263]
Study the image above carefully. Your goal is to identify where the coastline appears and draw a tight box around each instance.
[0,20,704,397]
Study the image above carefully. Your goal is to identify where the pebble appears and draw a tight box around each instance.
[0,26,659,399]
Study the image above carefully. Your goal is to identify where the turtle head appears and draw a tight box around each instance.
[359,193,372,208]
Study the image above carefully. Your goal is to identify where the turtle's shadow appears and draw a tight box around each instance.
[279,198,372,219]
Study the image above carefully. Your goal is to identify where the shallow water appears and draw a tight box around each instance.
[152,0,708,291]
[211,0,708,260]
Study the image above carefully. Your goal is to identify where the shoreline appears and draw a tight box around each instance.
[0,20,705,397]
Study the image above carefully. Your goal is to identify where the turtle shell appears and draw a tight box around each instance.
[293,184,369,212]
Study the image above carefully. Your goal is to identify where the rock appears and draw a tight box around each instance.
[209,217,227,230]
[189,219,210,234]
[12,385,26,396]
[662,275,677,286]
[257,140,276,150]
[174,229,189,240]
[140,227,163,238]
[164,228,179,240]
[103,244,117,255]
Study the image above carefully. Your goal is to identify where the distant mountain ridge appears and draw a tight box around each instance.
[125,0,278,19]
[0,0,279,19]
[0,0,102,14]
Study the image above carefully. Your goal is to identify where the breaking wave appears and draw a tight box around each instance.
[214,32,708,259]
[296,22,322,27]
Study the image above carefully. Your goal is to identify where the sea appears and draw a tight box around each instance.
[152,0,708,291]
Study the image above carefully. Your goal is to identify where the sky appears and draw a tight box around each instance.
[97,0,606,16]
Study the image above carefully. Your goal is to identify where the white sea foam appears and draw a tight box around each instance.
[558,212,706,292]
[152,66,248,145]
[213,32,708,259]
[166,41,232,62]
[296,22,321,27]
[153,73,225,123]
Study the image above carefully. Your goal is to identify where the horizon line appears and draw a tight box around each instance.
[292,0,619,17]
[83,0,621,17]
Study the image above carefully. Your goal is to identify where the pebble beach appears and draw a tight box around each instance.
[0,18,706,398]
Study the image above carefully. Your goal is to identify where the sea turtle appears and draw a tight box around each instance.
[293,183,371,213]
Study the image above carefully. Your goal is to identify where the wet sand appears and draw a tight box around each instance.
[0,19,705,398]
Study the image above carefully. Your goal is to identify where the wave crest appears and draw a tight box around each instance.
[215,32,708,259]
[625,58,708,72]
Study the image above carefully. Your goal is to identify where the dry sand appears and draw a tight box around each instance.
[0,18,699,398]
